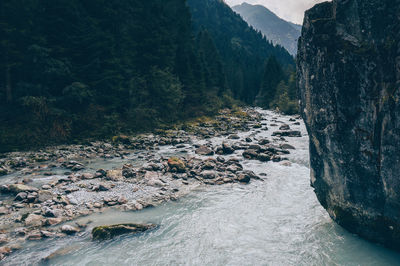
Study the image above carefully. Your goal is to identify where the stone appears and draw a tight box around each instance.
[242,149,258,159]
[61,225,80,235]
[272,131,301,137]
[279,124,290,130]
[0,167,8,176]
[167,157,186,173]
[280,144,295,150]
[106,169,123,181]
[0,207,8,215]
[298,0,400,250]
[0,234,8,244]
[98,183,110,191]
[237,173,250,183]
[222,142,234,154]
[81,173,94,180]
[195,145,214,156]
[228,134,240,140]
[38,190,54,203]
[92,223,156,240]
[45,217,63,226]
[25,214,44,227]
[256,153,270,162]
[201,170,216,179]
[122,167,136,178]
[15,192,28,201]
[8,184,38,194]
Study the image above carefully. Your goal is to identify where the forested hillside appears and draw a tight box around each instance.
[187,0,294,104]
[0,0,297,152]
[0,0,234,151]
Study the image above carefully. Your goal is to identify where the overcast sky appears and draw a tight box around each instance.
[225,0,327,24]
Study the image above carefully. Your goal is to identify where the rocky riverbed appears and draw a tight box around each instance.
[0,108,303,261]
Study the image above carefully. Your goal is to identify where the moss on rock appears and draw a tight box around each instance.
[92,223,156,240]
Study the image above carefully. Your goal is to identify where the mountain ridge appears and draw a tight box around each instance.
[232,2,301,55]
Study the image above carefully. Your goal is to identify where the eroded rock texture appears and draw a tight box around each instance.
[297,0,400,250]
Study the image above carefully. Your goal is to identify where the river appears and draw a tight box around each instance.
[3,110,400,265]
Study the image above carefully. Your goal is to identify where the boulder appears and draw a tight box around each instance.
[92,223,156,240]
[298,0,400,250]
[167,157,186,173]
[61,225,80,235]
[25,214,44,227]
[242,149,258,159]
[195,145,214,156]
[8,184,38,194]
[272,131,301,137]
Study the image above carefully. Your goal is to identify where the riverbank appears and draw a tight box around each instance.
[0,108,304,261]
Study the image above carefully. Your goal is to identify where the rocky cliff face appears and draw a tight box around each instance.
[297,0,400,250]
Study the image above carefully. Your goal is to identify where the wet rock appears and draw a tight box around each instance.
[106,169,123,181]
[41,184,52,190]
[258,139,270,145]
[242,149,258,159]
[195,145,214,156]
[202,160,216,170]
[0,167,8,176]
[61,225,80,235]
[81,173,94,180]
[122,167,136,178]
[95,169,107,178]
[245,137,252,142]
[0,234,8,244]
[0,207,8,215]
[42,207,61,218]
[37,190,54,203]
[298,0,400,250]
[201,170,216,179]
[41,230,56,238]
[237,173,250,183]
[41,245,81,262]
[15,192,28,201]
[7,184,38,194]
[167,157,186,173]
[279,124,290,130]
[26,230,42,241]
[45,217,63,226]
[25,214,44,227]
[272,131,301,137]
[98,183,110,191]
[93,202,103,209]
[92,223,156,240]
[256,153,271,162]
[280,144,295,150]
[26,193,38,203]
[221,142,234,155]
[228,134,240,140]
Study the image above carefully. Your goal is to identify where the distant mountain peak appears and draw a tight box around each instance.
[232,2,301,55]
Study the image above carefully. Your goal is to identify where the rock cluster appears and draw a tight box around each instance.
[0,108,303,260]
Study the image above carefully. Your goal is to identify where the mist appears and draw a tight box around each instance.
[225,0,327,24]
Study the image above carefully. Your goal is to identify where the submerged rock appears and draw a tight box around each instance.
[298,0,400,250]
[92,223,156,240]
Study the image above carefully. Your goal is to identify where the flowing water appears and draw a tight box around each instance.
[4,110,400,265]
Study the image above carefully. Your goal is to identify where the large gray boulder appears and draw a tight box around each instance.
[297,0,400,250]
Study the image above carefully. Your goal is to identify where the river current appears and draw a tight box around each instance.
[4,110,400,265]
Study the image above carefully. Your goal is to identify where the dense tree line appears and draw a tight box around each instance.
[0,0,297,152]
[187,0,295,104]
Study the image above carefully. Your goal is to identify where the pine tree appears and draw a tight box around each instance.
[255,56,285,108]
